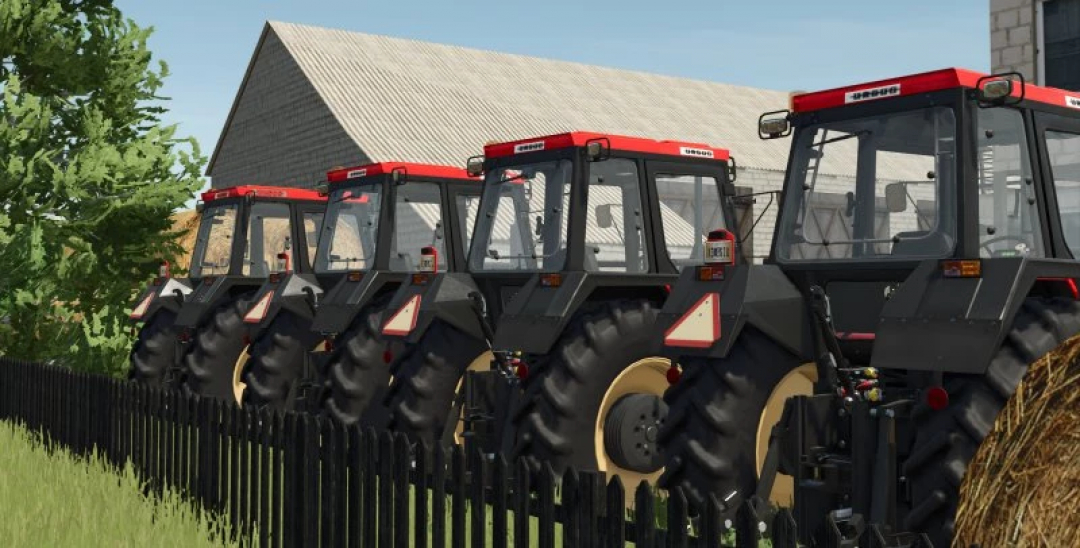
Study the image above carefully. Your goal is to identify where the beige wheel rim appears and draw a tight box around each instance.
[232,344,251,406]
[453,351,495,446]
[595,357,671,490]
[755,363,817,506]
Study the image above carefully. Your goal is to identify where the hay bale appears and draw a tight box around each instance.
[171,209,201,270]
[955,334,1080,547]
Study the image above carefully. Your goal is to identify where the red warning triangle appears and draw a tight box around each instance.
[243,290,275,324]
[382,295,422,336]
[130,293,155,320]
[664,292,721,348]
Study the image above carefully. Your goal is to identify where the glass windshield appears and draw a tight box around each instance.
[389,182,447,272]
[315,185,383,273]
[468,160,572,272]
[584,159,648,272]
[190,204,238,278]
[242,202,293,277]
[655,173,726,268]
[776,106,957,261]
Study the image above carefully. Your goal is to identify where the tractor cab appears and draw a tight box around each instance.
[306,162,482,337]
[473,132,739,354]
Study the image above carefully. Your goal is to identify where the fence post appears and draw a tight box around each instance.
[451,444,466,548]
[334,420,349,548]
[238,405,252,543]
[362,427,378,548]
[562,468,580,548]
[272,412,285,548]
[378,430,394,548]
[634,481,656,548]
[668,487,688,548]
[492,454,508,548]
[538,464,556,548]
[393,433,410,548]
[606,476,625,548]
[470,446,487,548]
[514,459,531,548]
[321,417,337,548]
[301,414,319,548]
[431,443,446,548]
[348,423,362,548]
[413,440,429,548]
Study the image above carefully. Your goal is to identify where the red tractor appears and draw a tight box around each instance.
[130,186,328,403]
[378,132,745,486]
[657,69,1080,546]
[237,163,480,416]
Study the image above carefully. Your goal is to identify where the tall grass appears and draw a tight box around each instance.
[0,421,247,548]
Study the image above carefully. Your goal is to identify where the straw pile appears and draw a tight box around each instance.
[955,334,1080,547]
[170,209,201,270]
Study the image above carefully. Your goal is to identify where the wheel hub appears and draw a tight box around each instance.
[603,393,668,473]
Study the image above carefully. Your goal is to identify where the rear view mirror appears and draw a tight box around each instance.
[195,200,205,213]
[596,204,614,229]
[885,183,908,213]
[976,72,1024,107]
[466,156,484,177]
[758,109,792,140]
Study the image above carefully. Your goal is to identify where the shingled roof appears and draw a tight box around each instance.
[207,21,794,188]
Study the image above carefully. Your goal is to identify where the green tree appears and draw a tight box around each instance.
[0,0,204,375]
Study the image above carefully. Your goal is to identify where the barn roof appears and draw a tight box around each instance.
[207,21,796,186]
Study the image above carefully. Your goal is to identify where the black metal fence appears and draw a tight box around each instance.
[0,357,795,547]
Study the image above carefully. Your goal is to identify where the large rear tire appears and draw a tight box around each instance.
[901,297,1080,546]
[511,299,668,485]
[182,293,255,404]
[657,326,808,515]
[383,320,488,447]
[241,311,321,411]
[323,302,393,426]
[128,310,179,387]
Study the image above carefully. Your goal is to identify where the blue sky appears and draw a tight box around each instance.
[115,0,990,184]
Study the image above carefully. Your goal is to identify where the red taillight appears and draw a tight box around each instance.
[927,386,949,410]
[324,337,334,352]
[705,229,735,266]
[242,334,251,346]
[515,361,529,380]
[666,364,682,385]
[383,350,394,364]
[178,331,191,343]
[419,246,438,273]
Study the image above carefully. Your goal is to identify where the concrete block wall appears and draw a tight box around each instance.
[991,0,1039,82]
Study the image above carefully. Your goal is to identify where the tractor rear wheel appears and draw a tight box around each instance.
[382,320,488,447]
[128,310,179,387]
[241,311,322,411]
[902,297,1080,546]
[511,299,668,486]
[657,326,808,516]
[182,292,255,404]
[323,302,393,426]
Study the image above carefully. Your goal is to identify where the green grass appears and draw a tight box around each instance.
[0,420,248,548]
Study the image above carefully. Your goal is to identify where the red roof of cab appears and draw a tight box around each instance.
[484,131,730,161]
[201,185,326,203]
[326,162,478,183]
[792,67,1080,113]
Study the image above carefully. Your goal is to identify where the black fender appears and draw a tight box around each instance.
[379,272,487,344]
[174,276,263,330]
[873,257,1080,374]
[129,277,193,324]
[309,270,406,335]
[657,264,815,361]
[492,272,673,354]
[242,273,323,335]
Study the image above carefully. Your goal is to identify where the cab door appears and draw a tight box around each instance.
[1033,110,1080,259]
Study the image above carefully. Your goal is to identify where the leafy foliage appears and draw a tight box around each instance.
[0,0,204,375]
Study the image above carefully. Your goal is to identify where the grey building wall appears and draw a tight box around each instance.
[209,30,368,189]
[991,0,1039,82]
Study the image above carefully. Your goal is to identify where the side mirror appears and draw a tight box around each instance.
[466,155,485,177]
[885,182,908,213]
[758,109,792,140]
[314,182,329,196]
[596,204,614,229]
[195,200,205,213]
[585,137,610,162]
[977,73,1024,107]
[391,167,407,185]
